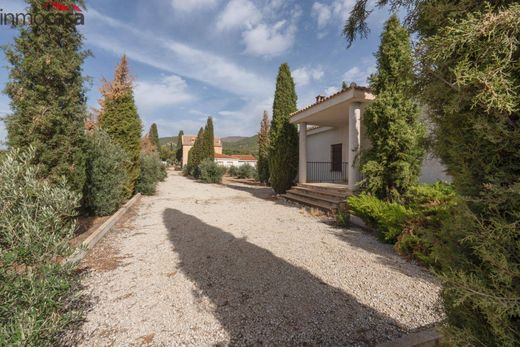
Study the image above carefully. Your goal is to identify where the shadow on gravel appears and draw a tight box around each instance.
[163,208,406,346]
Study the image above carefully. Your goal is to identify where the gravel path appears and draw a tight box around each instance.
[75,172,443,346]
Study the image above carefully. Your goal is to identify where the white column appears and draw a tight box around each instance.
[348,103,361,190]
[299,123,307,184]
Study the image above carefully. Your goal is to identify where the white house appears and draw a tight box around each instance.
[290,84,450,191]
[215,154,257,168]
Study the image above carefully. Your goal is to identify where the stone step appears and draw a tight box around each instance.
[282,192,340,212]
[297,183,350,195]
[291,186,349,200]
[289,187,346,204]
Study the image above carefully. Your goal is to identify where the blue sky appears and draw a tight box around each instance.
[0,0,391,145]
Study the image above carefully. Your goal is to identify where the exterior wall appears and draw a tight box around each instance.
[420,154,451,184]
[215,159,257,168]
[182,145,192,167]
[215,146,223,155]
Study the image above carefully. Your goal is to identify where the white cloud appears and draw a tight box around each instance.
[134,75,194,113]
[242,20,297,57]
[216,0,261,31]
[292,66,324,87]
[342,64,376,86]
[171,0,219,12]
[324,86,339,95]
[311,0,355,30]
[311,2,332,29]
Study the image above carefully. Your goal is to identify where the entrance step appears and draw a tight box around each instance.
[282,184,351,212]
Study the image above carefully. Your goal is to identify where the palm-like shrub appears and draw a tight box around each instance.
[0,148,81,345]
[199,159,226,184]
[84,130,128,216]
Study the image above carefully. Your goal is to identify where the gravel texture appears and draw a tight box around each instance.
[75,171,443,346]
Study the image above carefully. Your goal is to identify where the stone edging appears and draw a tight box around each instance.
[65,193,141,264]
[376,327,442,347]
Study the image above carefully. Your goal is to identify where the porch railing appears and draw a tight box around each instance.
[307,162,348,183]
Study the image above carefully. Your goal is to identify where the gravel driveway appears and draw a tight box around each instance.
[75,171,443,346]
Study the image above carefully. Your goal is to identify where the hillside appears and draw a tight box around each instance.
[222,135,258,155]
[159,135,258,155]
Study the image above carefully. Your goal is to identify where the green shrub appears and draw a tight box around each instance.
[237,164,256,179]
[0,148,81,345]
[228,165,238,177]
[199,159,226,184]
[347,193,413,243]
[136,153,166,195]
[84,130,129,216]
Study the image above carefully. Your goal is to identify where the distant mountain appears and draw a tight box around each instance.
[222,135,258,155]
[159,135,258,155]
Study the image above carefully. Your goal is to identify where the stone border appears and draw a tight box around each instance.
[377,327,442,347]
[65,193,141,264]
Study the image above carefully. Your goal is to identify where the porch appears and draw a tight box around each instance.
[290,85,375,191]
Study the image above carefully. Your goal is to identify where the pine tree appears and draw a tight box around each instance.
[148,123,160,151]
[176,130,184,163]
[203,117,215,160]
[345,2,520,345]
[269,64,299,194]
[4,0,88,194]
[360,15,425,201]
[257,111,270,183]
[98,55,142,196]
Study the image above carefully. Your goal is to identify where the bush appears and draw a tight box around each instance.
[347,193,414,243]
[227,165,238,177]
[136,153,167,195]
[237,164,256,179]
[84,130,129,216]
[199,159,226,184]
[0,148,81,345]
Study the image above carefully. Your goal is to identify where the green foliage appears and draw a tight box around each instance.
[269,63,299,194]
[187,127,205,177]
[345,3,520,344]
[202,117,215,160]
[176,130,184,163]
[0,147,81,345]
[222,136,258,155]
[84,129,128,216]
[360,16,425,201]
[257,111,270,183]
[136,153,167,196]
[237,164,256,179]
[98,56,142,197]
[159,144,175,164]
[199,159,226,184]
[347,193,413,243]
[4,0,88,194]
[227,165,239,177]
[148,123,160,151]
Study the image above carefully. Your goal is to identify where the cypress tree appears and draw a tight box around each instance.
[203,117,215,160]
[148,123,160,151]
[360,15,425,201]
[345,2,520,345]
[4,0,88,194]
[98,55,142,196]
[268,63,299,194]
[341,81,348,91]
[257,111,270,183]
[176,130,184,163]
[188,127,204,170]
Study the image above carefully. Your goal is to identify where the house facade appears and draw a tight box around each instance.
[290,84,450,191]
[215,154,257,168]
[181,135,223,167]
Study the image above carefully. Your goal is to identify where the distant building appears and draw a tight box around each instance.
[181,135,223,167]
[215,154,257,168]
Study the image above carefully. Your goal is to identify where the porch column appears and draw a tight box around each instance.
[348,103,361,190]
[299,123,307,183]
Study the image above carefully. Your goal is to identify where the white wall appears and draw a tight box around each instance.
[216,159,257,168]
[420,154,451,184]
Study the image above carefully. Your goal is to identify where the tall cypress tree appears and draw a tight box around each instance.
[257,111,270,183]
[98,55,142,196]
[203,117,215,160]
[176,130,184,163]
[148,123,160,151]
[4,0,88,194]
[188,127,204,169]
[360,15,425,201]
[269,63,299,194]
